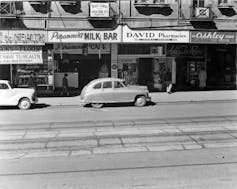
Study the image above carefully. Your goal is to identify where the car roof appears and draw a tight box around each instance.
[0,80,9,83]
[88,78,124,85]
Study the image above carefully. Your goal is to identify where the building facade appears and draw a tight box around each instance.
[0,0,237,93]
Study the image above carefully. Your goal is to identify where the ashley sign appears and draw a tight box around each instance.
[191,31,236,43]
[48,26,121,43]
[122,25,189,43]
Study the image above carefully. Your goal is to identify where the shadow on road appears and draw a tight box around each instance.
[0,103,50,110]
[84,101,157,108]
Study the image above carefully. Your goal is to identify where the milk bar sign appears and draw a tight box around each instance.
[122,25,189,43]
[48,26,121,43]
[0,30,46,45]
[191,31,236,43]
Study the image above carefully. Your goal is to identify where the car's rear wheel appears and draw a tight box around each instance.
[18,98,31,110]
[91,103,103,108]
[134,96,146,107]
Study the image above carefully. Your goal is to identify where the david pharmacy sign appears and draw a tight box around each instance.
[122,25,189,43]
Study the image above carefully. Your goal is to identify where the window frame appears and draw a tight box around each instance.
[0,83,9,90]
[102,81,112,89]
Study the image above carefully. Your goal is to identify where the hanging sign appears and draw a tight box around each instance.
[48,26,121,43]
[90,2,110,17]
[191,31,236,44]
[122,25,189,43]
[0,46,43,64]
[53,43,111,54]
[0,30,46,45]
[166,44,205,57]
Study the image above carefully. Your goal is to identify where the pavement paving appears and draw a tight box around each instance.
[38,90,237,106]
[1,116,237,160]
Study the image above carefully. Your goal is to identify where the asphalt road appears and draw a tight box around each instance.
[0,101,237,188]
[0,147,237,189]
[0,100,237,125]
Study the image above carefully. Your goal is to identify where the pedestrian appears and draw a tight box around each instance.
[198,68,207,89]
[62,73,69,96]
[164,69,172,94]
[28,72,37,90]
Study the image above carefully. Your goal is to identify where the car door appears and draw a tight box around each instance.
[113,81,133,102]
[0,83,14,105]
[100,81,114,102]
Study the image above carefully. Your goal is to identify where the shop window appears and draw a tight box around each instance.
[193,0,205,7]
[29,1,51,14]
[59,1,81,14]
[134,0,172,16]
[218,0,235,16]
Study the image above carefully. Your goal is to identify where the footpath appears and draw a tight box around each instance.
[38,90,237,106]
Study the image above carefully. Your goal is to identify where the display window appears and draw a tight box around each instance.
[12,63,53,89]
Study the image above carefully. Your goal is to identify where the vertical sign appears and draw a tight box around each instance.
[111,44,118,78]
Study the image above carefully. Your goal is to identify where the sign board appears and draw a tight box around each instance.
[48,26,121,43]
[53,43,111,54]
[166,44,205,57]
[0,46,43,64]
[90,2,109,17]
[0,30,46,45]
[122,25,189,43]
[191,31,236,44]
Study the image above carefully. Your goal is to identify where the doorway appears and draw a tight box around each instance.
[138,58,153,88]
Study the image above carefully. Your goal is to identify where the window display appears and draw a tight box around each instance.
[12,63,53,89]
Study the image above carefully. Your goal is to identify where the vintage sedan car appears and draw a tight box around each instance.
[80,78,151,108]
[0,80,37,110]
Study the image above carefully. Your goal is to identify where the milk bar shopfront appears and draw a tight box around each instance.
[48,26,121,90]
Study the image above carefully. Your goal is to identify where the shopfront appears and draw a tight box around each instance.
[191,31,236,90]
[53,43,111,89]
[118,26,190,92]
[48,26,121,90]
[0,30,53,93]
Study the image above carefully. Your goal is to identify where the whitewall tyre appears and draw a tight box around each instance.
[91,103,103,108]
[18,98,31,110]
[134,96,146,107]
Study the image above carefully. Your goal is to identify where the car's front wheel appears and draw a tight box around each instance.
[91,103,103,108]
[134,96,146,107]
[18,98,31,110]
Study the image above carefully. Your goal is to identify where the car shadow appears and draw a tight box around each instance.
[0,103,50,110]
[85,101,157,108]
[31,103,51,109]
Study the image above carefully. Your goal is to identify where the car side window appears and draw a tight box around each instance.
[0,83,9,89]
[93,83,102,89]
[114,81,124,88]
[102,81,112,89]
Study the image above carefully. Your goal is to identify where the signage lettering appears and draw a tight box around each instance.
[167,44,205,57]
[48,26,121,43]
[191,31,235,43]
[0,31,46,45]
[0,46,43,64]
[123,25,189,43]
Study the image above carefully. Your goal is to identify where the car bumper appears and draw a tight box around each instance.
[146,96,151,102]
